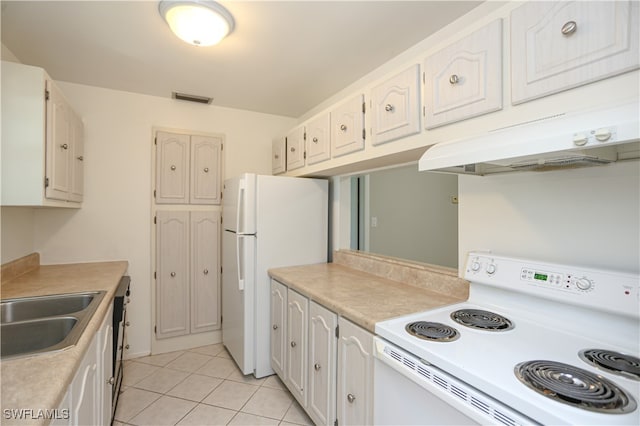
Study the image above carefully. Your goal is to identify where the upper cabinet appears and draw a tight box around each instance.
[286,126,306,172]
[423,19,503,129]
[1,61,84,207]
[272,137,286,175]
[155,131,223,205]
[370,64,421,145]
[510,1,640,104]
[331,94,365,158]
[306,113,331,165]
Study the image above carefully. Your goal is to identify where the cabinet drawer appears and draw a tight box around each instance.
[424,19,503,129]
[511,0,640,104]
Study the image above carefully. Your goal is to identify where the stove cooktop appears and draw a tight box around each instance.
[375,252,640,425]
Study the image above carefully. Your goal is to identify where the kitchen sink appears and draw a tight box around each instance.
[1,292,101,323]
[0,291,106,359]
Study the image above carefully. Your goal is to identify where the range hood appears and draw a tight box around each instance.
[419,101,640,175]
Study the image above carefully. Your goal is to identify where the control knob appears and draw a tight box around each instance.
[486,263,497,275]
[575,277,593,291]
[470,260,481,272]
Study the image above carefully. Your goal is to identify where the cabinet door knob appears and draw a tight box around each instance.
[170,272,176,277]
[107,377,115,385]
[272,324,278,330]
[203,268,209,275]
[340,124,347,132]
[170,165,176,171]
[274,154,279,159]
[60,143,69,150]
[125,344,130,350]
[126,321,130,326]
[449,74,459,85]
[77,156,84,161]
[561,20,577,36]
[385,104,394,112]
[290,147,296,152]
[312,137,318,143]
[203,167,209,173]
[347,393,356,403]
[314,363,321,371]
[290,341,297,348]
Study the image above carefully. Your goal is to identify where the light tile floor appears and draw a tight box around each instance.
[114,344,313,426]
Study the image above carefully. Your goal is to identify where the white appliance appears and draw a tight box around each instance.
[375,252,640,425]
[222,173,328,378]
[418,101,640,175]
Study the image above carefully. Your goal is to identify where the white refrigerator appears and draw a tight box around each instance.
[222,173,328,378]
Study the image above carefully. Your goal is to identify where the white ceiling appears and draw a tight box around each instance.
[1,1,482,117]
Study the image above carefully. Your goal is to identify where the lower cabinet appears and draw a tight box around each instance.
[155,210,221,339]
[270,279,373,426]
[53,306,113,426]
[336,317,374,426]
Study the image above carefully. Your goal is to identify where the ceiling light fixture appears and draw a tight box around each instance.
[159,0,235,47]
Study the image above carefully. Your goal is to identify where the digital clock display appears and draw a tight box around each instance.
[534,273,548,281]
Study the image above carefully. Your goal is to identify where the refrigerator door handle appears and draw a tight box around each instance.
[236,178,246,235]
[237,235,245,291]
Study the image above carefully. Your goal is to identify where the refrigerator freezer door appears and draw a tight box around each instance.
[222,173,257,234]
[222,230,256,375]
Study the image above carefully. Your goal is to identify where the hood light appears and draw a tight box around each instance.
[159,0,235,47]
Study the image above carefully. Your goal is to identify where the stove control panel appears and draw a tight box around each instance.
[520,268,594,292]
[465,252,639,319]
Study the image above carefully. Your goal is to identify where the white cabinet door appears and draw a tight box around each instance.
[190,211,221,333]
[270,279,288,379]
[337,318,374,426]
[190,135,222,205]
[286,126,306,171]
[156,211,190,338]
[308,301,337,426]
[272,137,286,175]
[69,111,84,203]
[424,19,502,129]
[511,1,639,104]
[331,94,365,157]
[370,64,421,145]
[156,131,190,204]
[45,80,72,201]
[286,288,308,407]
[98,306,114,426]
[70,334,99,426]
[306,113,331,165]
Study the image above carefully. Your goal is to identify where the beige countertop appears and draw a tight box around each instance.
[1,261,128,425]
[268,262,467,333]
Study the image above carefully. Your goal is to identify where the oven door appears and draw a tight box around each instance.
[373,337,536,426]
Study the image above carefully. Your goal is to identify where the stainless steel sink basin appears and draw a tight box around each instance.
[1,292,100,323]
[0,291,106,359]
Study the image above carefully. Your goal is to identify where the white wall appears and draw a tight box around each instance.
[22,83,295,357]
[459,161,640,274]
[1,208,35,263]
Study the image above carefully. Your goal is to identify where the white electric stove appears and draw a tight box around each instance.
[374,252,640,425]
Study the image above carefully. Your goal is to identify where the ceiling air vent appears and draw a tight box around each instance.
[172,92,213,105]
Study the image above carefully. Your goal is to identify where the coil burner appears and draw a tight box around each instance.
[405,321,459,342]
[515,360,637,414]
[450,309,514,331]
[579,349,640,381]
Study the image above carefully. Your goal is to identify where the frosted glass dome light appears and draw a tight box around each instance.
[159,0,235,46]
